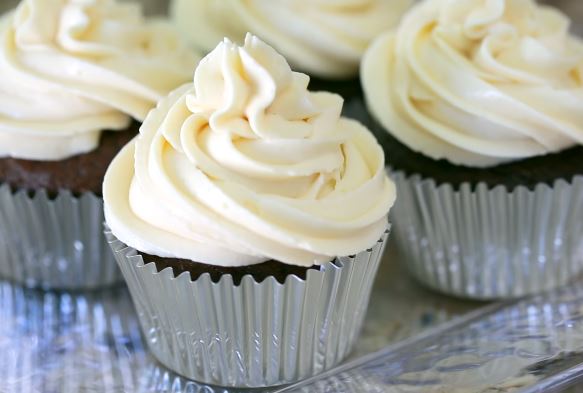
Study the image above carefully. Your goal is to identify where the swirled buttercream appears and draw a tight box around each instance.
[362,0,583,167]
[0,0,198,160]
[171,0,411,79]
[104,34,395,267]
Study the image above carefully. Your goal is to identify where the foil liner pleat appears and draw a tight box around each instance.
[391,171,583,300]
[0,184,122,290]
[106,229,388,388]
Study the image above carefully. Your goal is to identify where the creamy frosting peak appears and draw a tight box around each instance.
[104,34,395,267]
[0,0,198,160]
[171,0,412,78]
[362,0,583,167]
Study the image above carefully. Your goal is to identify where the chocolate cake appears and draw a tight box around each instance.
[0,123,139,197]
[363,105,583,190]
[142,253,319,285]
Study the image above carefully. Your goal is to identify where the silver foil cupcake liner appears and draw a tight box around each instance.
[0,184,122,290]
[106,229,389,388]
[391,171,583,300]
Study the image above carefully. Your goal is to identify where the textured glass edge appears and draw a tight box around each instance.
[274,301,509,392]
[518,363,583,393]
[276,282,583,393]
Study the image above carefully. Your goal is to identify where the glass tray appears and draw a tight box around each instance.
[0,0,582,392]
[2,244,583,392]
[278,282,583,393]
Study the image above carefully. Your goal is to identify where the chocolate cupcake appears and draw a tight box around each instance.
[170,0,412,98]
[362,0,583,299]
[0,0,199,289]
[104,34,395,387]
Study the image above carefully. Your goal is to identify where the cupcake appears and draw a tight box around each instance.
[170,0,412,98]
[104,34,395,387]
[0,0,199,290]
[361,0,583,299]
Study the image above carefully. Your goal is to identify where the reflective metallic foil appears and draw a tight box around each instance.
[0,185,122,290]
[106,230,389,388]
[391,172,583,300]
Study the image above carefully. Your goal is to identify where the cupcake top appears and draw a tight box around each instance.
[362,0,583,168]
[0,0,198,161]
[171,0,411,79]
[104,34,395,268]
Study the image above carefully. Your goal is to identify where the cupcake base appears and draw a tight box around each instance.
[106,229,389,388]
[364,108,583,299]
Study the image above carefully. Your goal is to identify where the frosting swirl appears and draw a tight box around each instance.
[171,0,411,79]
[362,0,583,167]
[0,0,198,160]
[104,35,395,267]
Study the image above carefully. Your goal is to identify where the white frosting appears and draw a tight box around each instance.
[171,0,411,78]
[104,35,395,267]
[362,0,583,167]
[0,0,198,160]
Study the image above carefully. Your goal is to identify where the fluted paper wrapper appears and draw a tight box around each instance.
[106,230,388,388]
[391,171,583,300]
[0,184,122,290]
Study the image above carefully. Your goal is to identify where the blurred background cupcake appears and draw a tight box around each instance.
[0,0,199,290]
[170,0,412,98]
[104,34,396,387]
[361,0,583,299]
